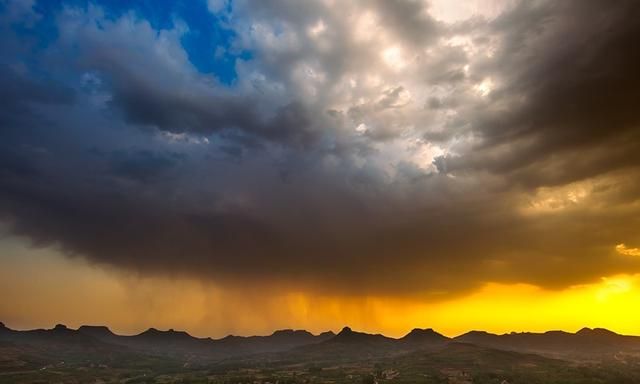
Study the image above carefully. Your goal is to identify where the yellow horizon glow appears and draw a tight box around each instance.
[2,239,640,339]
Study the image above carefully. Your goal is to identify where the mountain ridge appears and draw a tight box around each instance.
[3,322,640,361]
[4,322,640,341]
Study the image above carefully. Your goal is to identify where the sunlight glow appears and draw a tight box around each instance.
[616,244,640,257]
[3,240,640,338]
[382,46,407,71]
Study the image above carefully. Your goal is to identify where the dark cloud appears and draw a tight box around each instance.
[76,34,320,148]
[371,0,440,47]
[435,0,640,188]
[107,150,186,183]
[0,65,75,127]
[0,0,639,299]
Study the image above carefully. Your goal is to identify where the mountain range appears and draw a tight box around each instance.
[2,321,640,362]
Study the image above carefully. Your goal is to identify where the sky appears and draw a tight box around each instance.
[1,0,640,338]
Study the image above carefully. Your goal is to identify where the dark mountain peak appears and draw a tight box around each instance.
[576,327,618,337]
[454,330,501,344]
[271,329,313,337]
[272,328,293,335]
[459,330,494,337]
[406,327,435,336]
[167,328,189,336]
[144,327,185,334]
[139,327,191,338]
[0,321,5,329]
[330,327,392,344]
[53,323,69,331]
[334,326,362,340]
[78,325,115,338]
[401,328,449,343]
[319,330,335,338]
[543,330,571,336]
[220,334,242,341]
[593,327,618,336]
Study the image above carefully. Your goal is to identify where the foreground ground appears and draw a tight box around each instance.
[3,340,640,384]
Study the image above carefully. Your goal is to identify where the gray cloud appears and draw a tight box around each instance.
[435,0,640,187]
[0,0,639,298]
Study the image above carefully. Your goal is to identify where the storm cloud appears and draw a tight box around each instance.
[1,0,639,298]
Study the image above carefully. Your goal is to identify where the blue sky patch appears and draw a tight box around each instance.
[17,0,249,84]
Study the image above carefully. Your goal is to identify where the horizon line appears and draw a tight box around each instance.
[2,321,634,340]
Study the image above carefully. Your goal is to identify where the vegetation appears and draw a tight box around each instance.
[3,340,640,384]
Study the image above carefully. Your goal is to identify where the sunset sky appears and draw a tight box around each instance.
[1,0,639,338]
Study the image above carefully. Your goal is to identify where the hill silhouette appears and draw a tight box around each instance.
[455,327,640,358]
[400,328,450,345]
[3,322,640,362]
